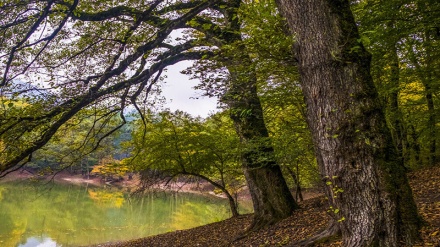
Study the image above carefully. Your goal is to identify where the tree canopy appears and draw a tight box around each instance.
[0,0,219,175]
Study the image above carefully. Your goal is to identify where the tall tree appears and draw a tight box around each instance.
[240,0,318,202]
[275,0,421,246]
[186,0,298,229]
[260,79,318,202]
[352,1,406,160]
[353,0,440,168]
[410,0,440,166]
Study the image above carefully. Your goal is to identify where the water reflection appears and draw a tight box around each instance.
[18,237,57,247]
[0,182,250,246]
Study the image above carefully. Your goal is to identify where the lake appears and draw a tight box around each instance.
[0,181,250,247]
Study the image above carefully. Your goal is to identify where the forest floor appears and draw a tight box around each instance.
[92,166,440,247]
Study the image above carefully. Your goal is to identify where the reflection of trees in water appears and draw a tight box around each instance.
[0,186,5,201]
[88,189,125,208]
[0,183,240,246]
[0,212,25,247]
[171,201,229,230]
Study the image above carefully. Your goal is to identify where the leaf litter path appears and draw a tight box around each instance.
[93,167,440,247]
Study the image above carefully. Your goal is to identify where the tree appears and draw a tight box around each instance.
[33,110,118,168]
[129,111,243,216]
[352,1,406,164]
[405,0,440,166]
[260,79,319,202]
[91,155,130,182]
[0,0,297,229]
[185,0,299,229]
[239,0,319,202]
[0,0,218,177]
[352,0,440,168]
[275,0,421,246]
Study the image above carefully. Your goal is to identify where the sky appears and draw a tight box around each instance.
[160,61,219,118]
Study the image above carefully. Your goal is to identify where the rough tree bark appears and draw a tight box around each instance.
[186,0,298,228]
[223,51,298,230]
[275,0,421,246]
[218,0,298,230]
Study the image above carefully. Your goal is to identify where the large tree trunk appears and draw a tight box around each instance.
[223,58,298,229]
[275,0,421,246]
[218,0,298,230]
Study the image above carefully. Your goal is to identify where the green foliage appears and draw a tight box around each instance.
[239,0,297,78]
[352,0,440,168]
[0,0,216,174]
[91,156,129,179]
[14,106,131,175]
[129,110,243,194]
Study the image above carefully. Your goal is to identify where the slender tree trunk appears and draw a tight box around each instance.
[409,125,421,163]
[419,1,438,166]
[408,48,436,166]
[424,33,436,166]
[387,42,405,162]
[407,29,437,166]
[287,166,303,202]
[227,194,239,218]
[425,86,436,165]
[275,0,421,246]
[186,172,240,217]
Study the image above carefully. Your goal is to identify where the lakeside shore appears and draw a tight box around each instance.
[0,169,247,199]
[3,167,438,246]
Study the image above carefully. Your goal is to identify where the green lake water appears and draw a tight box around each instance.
[0,181,250,247]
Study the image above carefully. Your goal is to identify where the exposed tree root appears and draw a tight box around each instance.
[288,221,341,246]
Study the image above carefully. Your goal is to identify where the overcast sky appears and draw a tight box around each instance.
[159,61,219,118]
